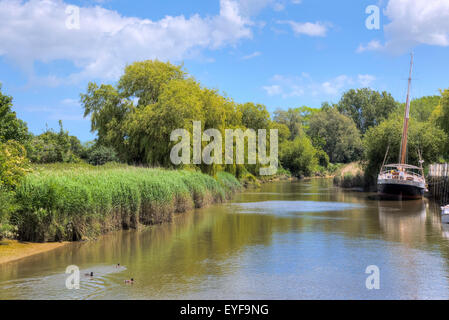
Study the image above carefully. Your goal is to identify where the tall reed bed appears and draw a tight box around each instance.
[12,166,241,242]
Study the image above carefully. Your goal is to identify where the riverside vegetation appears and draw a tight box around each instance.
[12,164,241,242]
[1,60,449,242]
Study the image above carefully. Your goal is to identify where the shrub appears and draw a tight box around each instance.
[87,145,119,166]
[0,140,30,189]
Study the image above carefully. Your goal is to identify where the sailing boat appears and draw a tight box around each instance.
[377,54,427,200]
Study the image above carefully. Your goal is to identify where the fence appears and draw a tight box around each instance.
[428,164,449,205]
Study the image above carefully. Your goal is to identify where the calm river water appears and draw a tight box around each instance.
[1,179,449,299]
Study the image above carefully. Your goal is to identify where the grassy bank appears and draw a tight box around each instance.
[332,162,366,189]
[10,164,241,242]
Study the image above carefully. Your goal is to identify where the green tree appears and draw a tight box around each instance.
[364,115,447,180]
[118,60,185,106]
[81,83,132,160]
[273,108,302,139]
[432,89,449,135]
[0,84,30,144]
[126,78,206,166]
[28,121,84,163]
[408,95,441,122]
[87,145,119,166]
[337,88,398,134]
[279,135,318,177]
[308,107,363,163]
[0,140,30,189]
[237,102,271,130]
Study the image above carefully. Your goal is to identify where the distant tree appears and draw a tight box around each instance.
[430,89,449,158]
[337,88,398,134]
[296,106,320,130]
[0,84,30,144]
[237,102,271,130]
[408,95,441,122]
[0,140,30,189]
[273,108,302,139]
[308,107,363,163]
[270,122,290,144]
[431,89,449,135]
[279,135,318,177]
[28,121,84,163]
[86,145,119,166]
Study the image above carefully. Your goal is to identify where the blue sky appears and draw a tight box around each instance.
[1,0,449,141]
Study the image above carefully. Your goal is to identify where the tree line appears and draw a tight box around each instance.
[1,60,449,187]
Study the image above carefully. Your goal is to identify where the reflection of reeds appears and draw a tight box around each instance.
[12,166,241,242]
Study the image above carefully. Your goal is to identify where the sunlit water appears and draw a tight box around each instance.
[1,179,449,299]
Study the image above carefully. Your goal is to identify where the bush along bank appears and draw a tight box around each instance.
[332,162,367,190]
[11,167,241,242]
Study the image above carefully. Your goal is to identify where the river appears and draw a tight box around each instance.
[1,179,449,299]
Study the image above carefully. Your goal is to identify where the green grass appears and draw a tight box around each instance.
[12,165,241,242]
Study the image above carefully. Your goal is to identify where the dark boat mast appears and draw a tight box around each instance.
[399,53,413,165]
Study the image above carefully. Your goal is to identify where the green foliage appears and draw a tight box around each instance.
[216,171,243,194]
[315,149,330,168]
[273,108,302,139]
[337,88,398,134]
[118,60,186,106]
[308,107,363,163]
[406,95,441,122]
[0,84,30,144]
[81,82,131,160]
[0,140,30,189]
[86,145,119,166]
[0,186,17,240]
[12,166,241,242]
[237,102,271,130]
[279,135,318,177]
[337,172,365,189]
[432,89,449,137]
[363,115,448,180]
[28,121,84,164]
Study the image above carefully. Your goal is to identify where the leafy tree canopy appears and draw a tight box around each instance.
[337,88,398,134]
[0,84,30,144]
[308,107,363,163]
[363,115,447,180]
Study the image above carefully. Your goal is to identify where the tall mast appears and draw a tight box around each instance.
[399,53,413,165]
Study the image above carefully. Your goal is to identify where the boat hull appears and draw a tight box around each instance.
[377,183,425,200]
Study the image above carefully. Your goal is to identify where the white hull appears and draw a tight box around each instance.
[442,206,449,224]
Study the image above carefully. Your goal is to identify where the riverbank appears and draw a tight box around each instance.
[333,162,366,189]
[6,164,242,243]
[0,240,70,265]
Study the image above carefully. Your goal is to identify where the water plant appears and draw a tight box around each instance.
[12,165,241,242]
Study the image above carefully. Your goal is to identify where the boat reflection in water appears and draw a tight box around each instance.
[378,200,427,244]
[378,199,449,244]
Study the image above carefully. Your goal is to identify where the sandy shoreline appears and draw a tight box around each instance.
[0,240,70,265]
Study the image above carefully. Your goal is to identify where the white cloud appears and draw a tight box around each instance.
[358,0,449,53]
[0,0,254,82]
[242,51,262,60]
[263,73,376,98]
[235,0,293,15]
[263,84,283,96]
[358,74,376,87]
[278,21,330,37]
[356,40,384,53]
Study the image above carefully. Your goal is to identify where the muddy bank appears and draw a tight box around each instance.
[0,240,70,265]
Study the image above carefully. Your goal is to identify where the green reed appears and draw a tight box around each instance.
[12,165,241,242]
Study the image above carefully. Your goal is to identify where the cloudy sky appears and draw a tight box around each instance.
[1,0,449,141]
